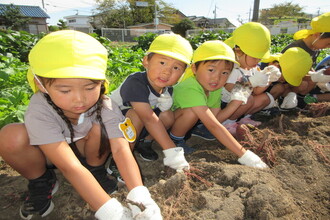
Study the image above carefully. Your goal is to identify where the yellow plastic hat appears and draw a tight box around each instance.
[147,33,193,65]
[180,40,239,81]
[27,30,108,93]
[192,40,239,65]
[279,47,312,86]
[261,53,282,63]
[294,12,330,40]
[224,22,271,59]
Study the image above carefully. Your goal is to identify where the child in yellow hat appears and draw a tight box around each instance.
[110,34,192,168]
[0,30,161,220]
[281,12,330,106]
[217,22,281,134]
[169,40,268,169]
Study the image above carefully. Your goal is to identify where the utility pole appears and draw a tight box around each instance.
[41,0,46,11]
[252,0,260,22]
[136,1,158,31]
[154,1,158,31]
[213,4,218,27]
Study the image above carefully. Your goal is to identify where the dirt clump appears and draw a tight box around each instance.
[0,110,329,220]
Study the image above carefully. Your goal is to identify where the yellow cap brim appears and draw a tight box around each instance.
[293,29,316,40]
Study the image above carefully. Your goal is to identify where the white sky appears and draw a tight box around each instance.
[2,0,330,26]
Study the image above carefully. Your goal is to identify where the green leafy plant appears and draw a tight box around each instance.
[131,32,158,51]
[187,30,232,49]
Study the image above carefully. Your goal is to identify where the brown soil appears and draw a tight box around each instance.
[1,107,330,220]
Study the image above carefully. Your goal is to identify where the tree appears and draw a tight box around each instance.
[259,2,308,25]
[1,4,30,30]
[172,18,195,37]
[48,25,59,32]
[57,19,68,30]
[94,0,179,28]
[95,1,133,28]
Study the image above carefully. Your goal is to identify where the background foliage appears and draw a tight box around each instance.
[0,30,329,128]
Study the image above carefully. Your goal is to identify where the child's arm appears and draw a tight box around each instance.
[39,142,111,211]
[252,86,269,95]
[212,100,242,123]
[110,137,162,219]
[110,137,143,190]
[131,102,176,149]
[40,141,140,219]
[131,102,189,172]
[191,105,268,168]
[192,105,246,157]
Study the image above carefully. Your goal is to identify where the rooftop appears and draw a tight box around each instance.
[0,4,50,18]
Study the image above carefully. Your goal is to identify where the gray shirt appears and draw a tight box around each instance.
[25,92,125,145]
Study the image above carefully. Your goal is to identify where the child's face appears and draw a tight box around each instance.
[41,78,101,119]
[311,35,330,50]
[143,53,186,93]
[237,54,261,69]
[192,60,233,92]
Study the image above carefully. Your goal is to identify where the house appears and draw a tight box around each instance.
[64,14,93,34]
[211,18,235,28]
[0,4,49,34]
[101,22,172,42]
[127,22,173,31]
[188,16,209,28]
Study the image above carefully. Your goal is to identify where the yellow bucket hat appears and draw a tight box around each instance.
[261,53,282,63]
[294,12,330,40]
[27,30,109,93]
[224,22,271,59]
[147,33,193,65]
[279,47,312,86]
[181,40,239,81]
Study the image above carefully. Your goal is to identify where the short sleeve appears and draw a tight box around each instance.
[25,94,66,145]
[102,97,125,139]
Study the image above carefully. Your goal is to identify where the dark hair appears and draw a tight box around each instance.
[41,77,109,158]
[146,52,188,69]
[320,32,330,39]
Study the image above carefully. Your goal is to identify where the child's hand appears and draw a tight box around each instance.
[163,147,190,172]
[317,82,330,92]
[262,65,281,82]
[126,186,162,220]
[230,83,252,104]
[280,92,297,109]
[95,198,133,220]
[249,70,270,87]
[310,69,330,83]
[157,94,173,112]
[238,150,269,168]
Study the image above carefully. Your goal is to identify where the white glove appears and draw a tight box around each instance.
[238,150,268,168]
[310,69,330,83]
[249,70,270,87]
[280,92,298,109]
[317,82,330,92]
[230,83,252,104]
[157,94,173,112]
[126,186,162,220]
[95,198,133,220]
[163,147,190,172]
[262,65,281,82]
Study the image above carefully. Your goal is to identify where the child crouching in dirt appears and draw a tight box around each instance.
[280,12,330,107]
[169,40,268,168]
[0,30,161,220]
[109,33,193,175]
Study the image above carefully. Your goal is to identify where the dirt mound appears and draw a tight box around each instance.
[1,110,329,220]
